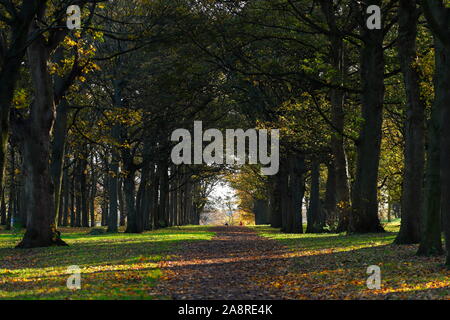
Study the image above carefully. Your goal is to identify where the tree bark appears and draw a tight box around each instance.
[0,1,46,201]
[124,167,141,233]
[0,189,6,225]
[70,171,76,227]
[107,122,120,232]
[269,175,282,228]
[439,42,450,264]
[417,0,448,257]
[50,98,69,228]
[62,166,70,227]
[17,23,67,248]
[417,38,445,256]
[157,160,169,228]
[324,163,337,228]
[320,0,352,233]
[118,178,126,226]
[350,2,385,233]
[279,160,289,232]
[395,0,424,244]
[286,155,305,233]
[306,160,325,233]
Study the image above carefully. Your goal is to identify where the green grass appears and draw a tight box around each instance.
[252,220,399,252]
[0,226,214,300]
[250,221,450,299]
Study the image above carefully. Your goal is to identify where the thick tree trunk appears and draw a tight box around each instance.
[350,5,385,233]
[417,39,445,256]
[269,175,282,228]
[279,160,289,232]
[124,168,141,233]
[286,155,305,233]
[320,0,352,233]
[0,1,44,199]
[331,96,352,233]
[441,42,450,264]
[122,141,142,233]
[395,0,424,244]
[417,0,448,257]
[17,29,67,248]
[306,160,325,233]
[254,199,269,225]
[137,164,151,230]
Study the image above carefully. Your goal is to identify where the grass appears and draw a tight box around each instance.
[0,226,214,300]
[1,221,448,300]
[251,221,450,300]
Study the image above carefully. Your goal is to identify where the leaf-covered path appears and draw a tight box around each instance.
[154,226,293,299]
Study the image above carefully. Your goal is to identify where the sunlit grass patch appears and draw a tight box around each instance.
[251,223,450,300]
[0,225,214,300]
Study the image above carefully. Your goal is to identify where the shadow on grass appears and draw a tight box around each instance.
[150,226,448,299]
[0,226,213,300]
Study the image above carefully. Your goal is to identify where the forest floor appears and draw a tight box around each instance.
[153,226,293,299]
[251,222,450,299]
[0,226,213,299]
[154,222,450,300]
[0,222,449,300]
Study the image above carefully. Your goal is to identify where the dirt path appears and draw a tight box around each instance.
[153,226,293,300]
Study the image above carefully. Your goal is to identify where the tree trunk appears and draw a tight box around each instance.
[286,155,305,233]
[50,98,69,227]
[350,3,385,233]
[5,146,15,230]
[108,137,120,232]
[324,163,337,228]
[417,39,445,256]
[0,190,6,225]
[70,171,76,227]
[118,179,126,226]
[17,26,67,248]
[440,42,450,264]
[269,175,282,228]
[417,0,448,257]
[0,1,44,200]
[124,168,141,233]
[157,160,169,228]
[320,0,352,233]
[395,0,424,244]
[75,164,82,228]
[62,166,70,226]
[306,160,325,233]
[171,169,179,227]
[279,160,289,232]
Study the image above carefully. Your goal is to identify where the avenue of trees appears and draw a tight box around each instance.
[0,0,450,267]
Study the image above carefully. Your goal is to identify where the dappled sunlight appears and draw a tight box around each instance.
[0,226,214,300]
[252,225,450,300]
